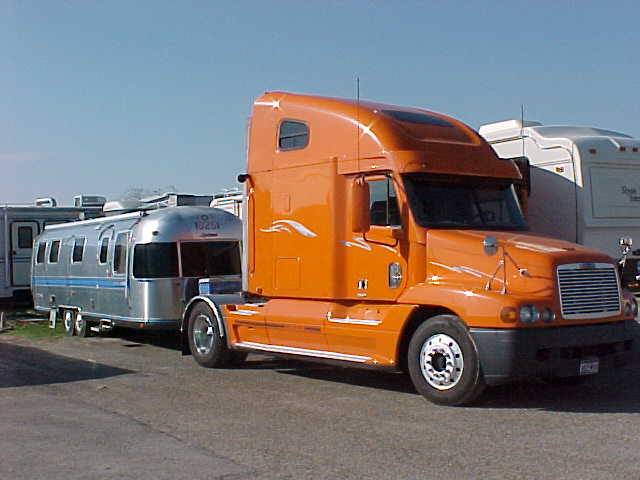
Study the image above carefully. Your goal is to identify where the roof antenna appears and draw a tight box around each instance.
[520,104,526,159]
[356,76,360,162]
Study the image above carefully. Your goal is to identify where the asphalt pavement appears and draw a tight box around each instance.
[1,328,640,479]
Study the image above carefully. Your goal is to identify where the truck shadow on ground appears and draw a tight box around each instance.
[0,342,134,388]
[267,360,640,414]
[106,328,182,351]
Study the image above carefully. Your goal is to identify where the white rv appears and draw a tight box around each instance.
[0,195,105,302]
[210,190,243,218]
[479,120,640,292]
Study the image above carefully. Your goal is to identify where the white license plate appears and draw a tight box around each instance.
[579,357,599,376]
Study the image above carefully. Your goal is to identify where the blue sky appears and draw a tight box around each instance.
[2,0,639,204]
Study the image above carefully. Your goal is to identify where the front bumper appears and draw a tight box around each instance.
[470,321,639,386]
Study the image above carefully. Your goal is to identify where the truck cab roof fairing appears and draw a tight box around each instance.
[248,91,520,180]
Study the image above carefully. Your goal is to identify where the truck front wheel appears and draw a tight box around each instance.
[187,302,231,368]
[407,315,485,406]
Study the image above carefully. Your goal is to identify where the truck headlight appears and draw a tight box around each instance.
[519,305,540,323]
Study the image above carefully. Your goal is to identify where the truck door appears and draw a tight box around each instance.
[347,176,408,301]
[11,221,38,286]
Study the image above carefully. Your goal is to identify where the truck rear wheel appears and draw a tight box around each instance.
[187,302,231,368]
[75,313,90,338]
[407,315,485,406]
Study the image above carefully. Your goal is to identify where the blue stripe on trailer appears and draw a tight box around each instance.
[32,276,126,289]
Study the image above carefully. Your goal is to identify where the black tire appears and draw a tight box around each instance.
[229,351,248,365]
[407,314,485,406]
[62,310,75,337]
[187,302,231,368]
[75,313,90,338]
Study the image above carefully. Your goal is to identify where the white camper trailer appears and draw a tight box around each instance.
[210,190,243,218]
[0,196,105,302]
[479,120,640,293]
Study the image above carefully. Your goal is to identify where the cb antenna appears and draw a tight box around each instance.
[356,76,360,162]
[520,103,525,158]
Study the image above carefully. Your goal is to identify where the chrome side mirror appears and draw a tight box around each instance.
[620,236,633,255]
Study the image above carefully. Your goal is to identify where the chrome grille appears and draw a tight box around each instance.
[557,263,621,319]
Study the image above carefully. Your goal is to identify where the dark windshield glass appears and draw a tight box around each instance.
[181,241,241,277]
[133,243,179,278]
[403,174,527,230]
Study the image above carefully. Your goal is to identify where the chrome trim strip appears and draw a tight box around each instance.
[232,309,260,316]
[326,312,381,326]
[235,341,371,363]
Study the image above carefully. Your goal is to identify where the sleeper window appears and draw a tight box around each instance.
[279,120,309,151]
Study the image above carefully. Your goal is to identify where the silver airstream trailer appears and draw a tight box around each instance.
[31,206,242,336]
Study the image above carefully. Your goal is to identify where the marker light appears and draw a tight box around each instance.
[500,306,518,323]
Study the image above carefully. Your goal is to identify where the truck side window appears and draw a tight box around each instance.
[49,240,61,263]
[72,237,85,263]
[279,120,309,150]
[35,242,46,264]
[99,237,109,264]
[368,178,401,227]
[113,233,127,274]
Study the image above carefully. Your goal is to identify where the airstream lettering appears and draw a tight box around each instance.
[31,206,242,335]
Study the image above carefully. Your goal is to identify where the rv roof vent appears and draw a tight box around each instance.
[139,193,213,209]
[74,195,107,208]
[102,199,142,215]
[35,197,57,207]
[478,119,543,136]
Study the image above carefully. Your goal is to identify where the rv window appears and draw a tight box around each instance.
[113,232,127,274]
[49,240,61,263]
[72,237,85,263]
[99,237,109,264]
[36,242,46,264]
[133,243,179,278]
[18,226,34,249]
[368,178,401,227]
[181,241,241,277]
[279,120,309,151]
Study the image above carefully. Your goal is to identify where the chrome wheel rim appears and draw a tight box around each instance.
[193,314,215,355]
[75,314,84,333]
[64,311,73,332]
[420,334,464,390]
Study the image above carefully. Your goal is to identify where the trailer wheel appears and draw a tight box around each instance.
[407,315,485,406]
[187,302,231,368]
[75,313,90,338]
[63,310,75,336]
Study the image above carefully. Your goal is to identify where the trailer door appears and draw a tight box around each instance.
[11,221,38,286]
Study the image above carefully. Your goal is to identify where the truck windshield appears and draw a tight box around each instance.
[402,173,527,230]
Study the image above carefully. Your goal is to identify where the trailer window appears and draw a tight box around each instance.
[49,240,61,263]
[17,226,34,249]
[99,237,109,264]
[133,243,179,278]
[181,241,241,277]
[36,242,46,264]
[279,120,309,151]
[72,237,85,263]
[113,233,127,274]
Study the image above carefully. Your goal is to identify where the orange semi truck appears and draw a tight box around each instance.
[182,92,637,406]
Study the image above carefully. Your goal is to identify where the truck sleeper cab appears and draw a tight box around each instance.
[32,206,242,335]
[183,92,637,406]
